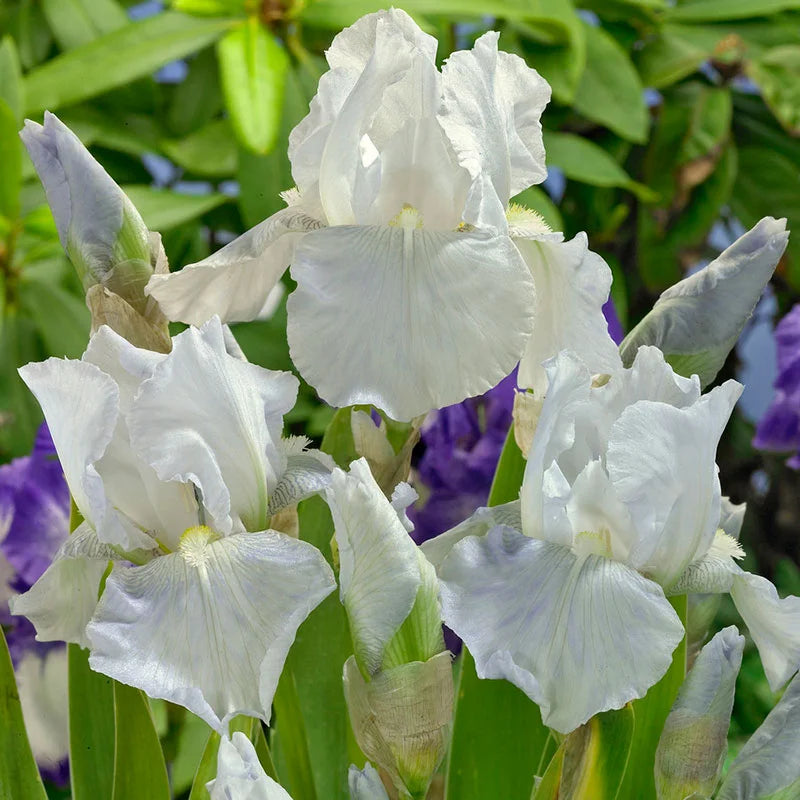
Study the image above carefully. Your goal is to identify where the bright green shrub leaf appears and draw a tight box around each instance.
[217,18,289,154]
[68,645,116,800]
[19,279,90,359]
[544,131,657,201]
[41,0,127,51]
[677,84,732,164]
[7,0,53,71]
[59,108,162,157]
[636,24,726,88]
[572,22,648,143]
[747,45,800,135]
[0,627,47,800]
[121,185,230,231]
[667,0,800,22]
[112,682,170,800]
[173,0,248,14]
[0,100,21,223]
[445,428,552,800]
[0,37,24,122]
[188,729,221,800]
[167,48,223,137]
[24,12,234,114]
[162,119,238,177]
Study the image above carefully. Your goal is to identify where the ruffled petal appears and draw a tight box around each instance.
[207,732,293,800]
[128,318,299,536]
[730,572,800,691]
[9,523,117,647]
[287,225,534,421]
[607,380,742,587]
[439,32,550,215]
[717,673,800,800]
[439,526,684,733]
[515,234,621,395]
[86,529,335,732]
[267,451,333,517]
[327,459,421,675]
[146,207,323,326]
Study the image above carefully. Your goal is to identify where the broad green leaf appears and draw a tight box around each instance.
[7,0,53,70]
[188,730,221,800]
[747,45,800,135]
[678,85,732,164]
[0,37,24,122]
[0,627,48,800]
[59,108,162,157]
[24,12,234,114]
[167,48,223,137]
[572,22,648,143]
[636,24,728,88]
[667,0,800,22]
[112,682,170,800]
[162,119,238,177]
[616,596,687,800]
[445,428,552,800]
[217,18,289,154]
[531,744,564,800]
[41,0,127,51]
[68,645,116,800]
[0,99,21,222]
[121,185,230,231]
[19,279,90,359]
[174,0,248,14]
[543,131,657,201]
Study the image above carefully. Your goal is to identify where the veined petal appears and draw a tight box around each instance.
[730,572,800,691]
[515,234,621,395]
[208,732,293,800]
[420,500,522,569]
[607,381,742,587]
[128,318,299,535]
[717,672,800,800]
[288,225,534,421]
[9,523,117,648]
[86,529,335,733]
[146,207,323,326]
[439,32,550,214]
[439,526,683,733]
[267,450,333,517]
[349,763,390,800]
[327,459,421,675]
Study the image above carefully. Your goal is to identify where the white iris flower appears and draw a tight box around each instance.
[10,318,336,733]
[208,733,293,800]
[146,10,617,420]
[424,346,800,733]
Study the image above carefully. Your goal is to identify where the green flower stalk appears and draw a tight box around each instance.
[21,112,171,352]
[327,458,453,800]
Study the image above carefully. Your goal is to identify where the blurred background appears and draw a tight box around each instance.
[1,0,800,794]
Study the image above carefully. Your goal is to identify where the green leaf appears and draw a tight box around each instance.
[531,743,564,800]
[616,596,687,800]
[167,48,223,137]
[19,279,90,359]
[0,627,48,800]
[121,185,230,231]
[636,23,726,88]
[0,99,21,223]
[0,36,24,122]
[572,22,648,143]
[543,131,657,201]
[188,729,221,800]
[173,0,248,14]
[667,0,800,22]
[7,0,53,71]
[217,18,289,154]
[677,85,732,164]
[747,45,800,135]
[41,0,127,51]
[111,682,171,800]
[162,119,238,177]
[24,11,234,114]
[68,645,116,800]
[445,428,552,800]
[59,108,163,157]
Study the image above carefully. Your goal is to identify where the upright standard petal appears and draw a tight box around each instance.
[9,524,118,648]
[439,526,683,733]
[128,319,299,535]
[655,626,744,800]
[620,217,789,388]
[730,572,800,691]
[607,381,742,587]
[146,207,323,326]
[515,234,621,395]
[439,32,550,216]
[327,459,421,675]
[208,732,293,800]
[716,673,800,800]
[288,225,534,421]
[87,528,335,733]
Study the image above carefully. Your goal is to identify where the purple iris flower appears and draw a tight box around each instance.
[754,304,800,467]
[409,302,624,543]
[1,423,70,785]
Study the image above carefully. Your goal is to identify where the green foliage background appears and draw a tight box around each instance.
[1,0,800,795]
